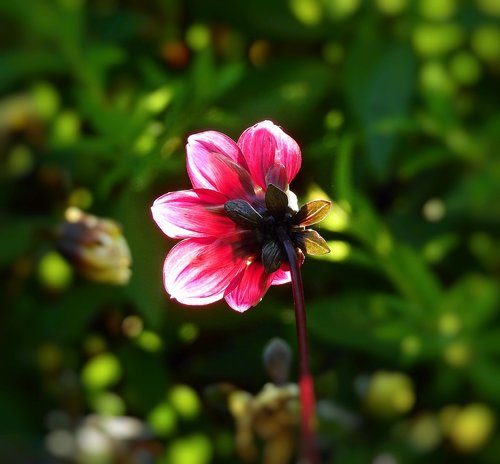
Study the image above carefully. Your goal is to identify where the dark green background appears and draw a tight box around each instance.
[2,0,500,462]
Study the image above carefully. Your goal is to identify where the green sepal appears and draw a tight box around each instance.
[293,200,331,226]
[293,229,330,255]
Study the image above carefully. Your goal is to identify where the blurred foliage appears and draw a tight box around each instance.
[1,0,500,462]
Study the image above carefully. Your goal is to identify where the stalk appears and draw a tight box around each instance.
[277,227,319,464]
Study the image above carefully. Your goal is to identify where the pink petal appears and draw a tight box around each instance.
[189,130,248,167]
[225,261,273,312]
[238,120,302,189]
[271,267,292,286]
[164,236,248,306]
[151,189,236,239]
[186,132,256,200]
[265,163,288,191]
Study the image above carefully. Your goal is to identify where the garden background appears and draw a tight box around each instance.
[2,0,500,462]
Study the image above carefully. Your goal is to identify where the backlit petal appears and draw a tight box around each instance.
[189,130,247,166]
[238,120,302,189]
[271,267,291,286]
[225,261,273,312]
[164,236,248,306]
[186,132,256,200]
[151,189,236,239]
[265,163,288,191]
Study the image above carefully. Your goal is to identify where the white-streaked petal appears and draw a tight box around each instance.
[151,189,236,239]
[225,261,273,312]
[238,120,302,189]
[186,132,256,200]
[163,236,248,306]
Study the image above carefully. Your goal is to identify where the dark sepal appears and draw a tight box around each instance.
[265,184,289,219]
[262,239,283,274]
[224,200,263,227]
[293,229,330,255]
[292,200,331,226]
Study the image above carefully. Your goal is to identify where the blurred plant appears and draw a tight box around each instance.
[57,207,132,284]
[219,338,299,464]
[440,403,496,453]
[263,337,293,386]
[361,371,415,419]
[229,383,299,464]
[45,413,158,463]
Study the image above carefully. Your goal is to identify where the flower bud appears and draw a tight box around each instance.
[263,338,292,385]
[57,208,131,284]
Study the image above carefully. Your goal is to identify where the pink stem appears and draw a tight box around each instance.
[277,227,319,464]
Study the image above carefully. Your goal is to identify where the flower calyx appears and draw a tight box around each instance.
[224,184,331,274]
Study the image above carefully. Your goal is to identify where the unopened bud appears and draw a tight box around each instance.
[263,338,292,385]
[57,208,131,284]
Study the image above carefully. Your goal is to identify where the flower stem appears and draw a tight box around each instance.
[277,227,319,464]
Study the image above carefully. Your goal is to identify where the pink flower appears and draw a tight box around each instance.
[151,121,330,312]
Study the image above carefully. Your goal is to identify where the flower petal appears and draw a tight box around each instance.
[186,132,256,200]
[189,130,248,166]
[271,267,291,285]
[238,120,302,189]
[152,189,236,239]
[164,236,248,306]
[225,261,273,312]
[265,163,288,191]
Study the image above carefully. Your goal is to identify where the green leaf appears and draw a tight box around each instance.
[0,219,35,266]
[221,58,330,128]
[307,294,403,358]
[380,243,442,309]
[345,42,416,179]
[117,345,169,413]
[39,284,122,342]
[117,189,165,328]
[438,275,499,332]
[332,135,356,205]
[468,359,500,403]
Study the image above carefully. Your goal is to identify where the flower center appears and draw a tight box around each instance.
[224,184,305,274]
